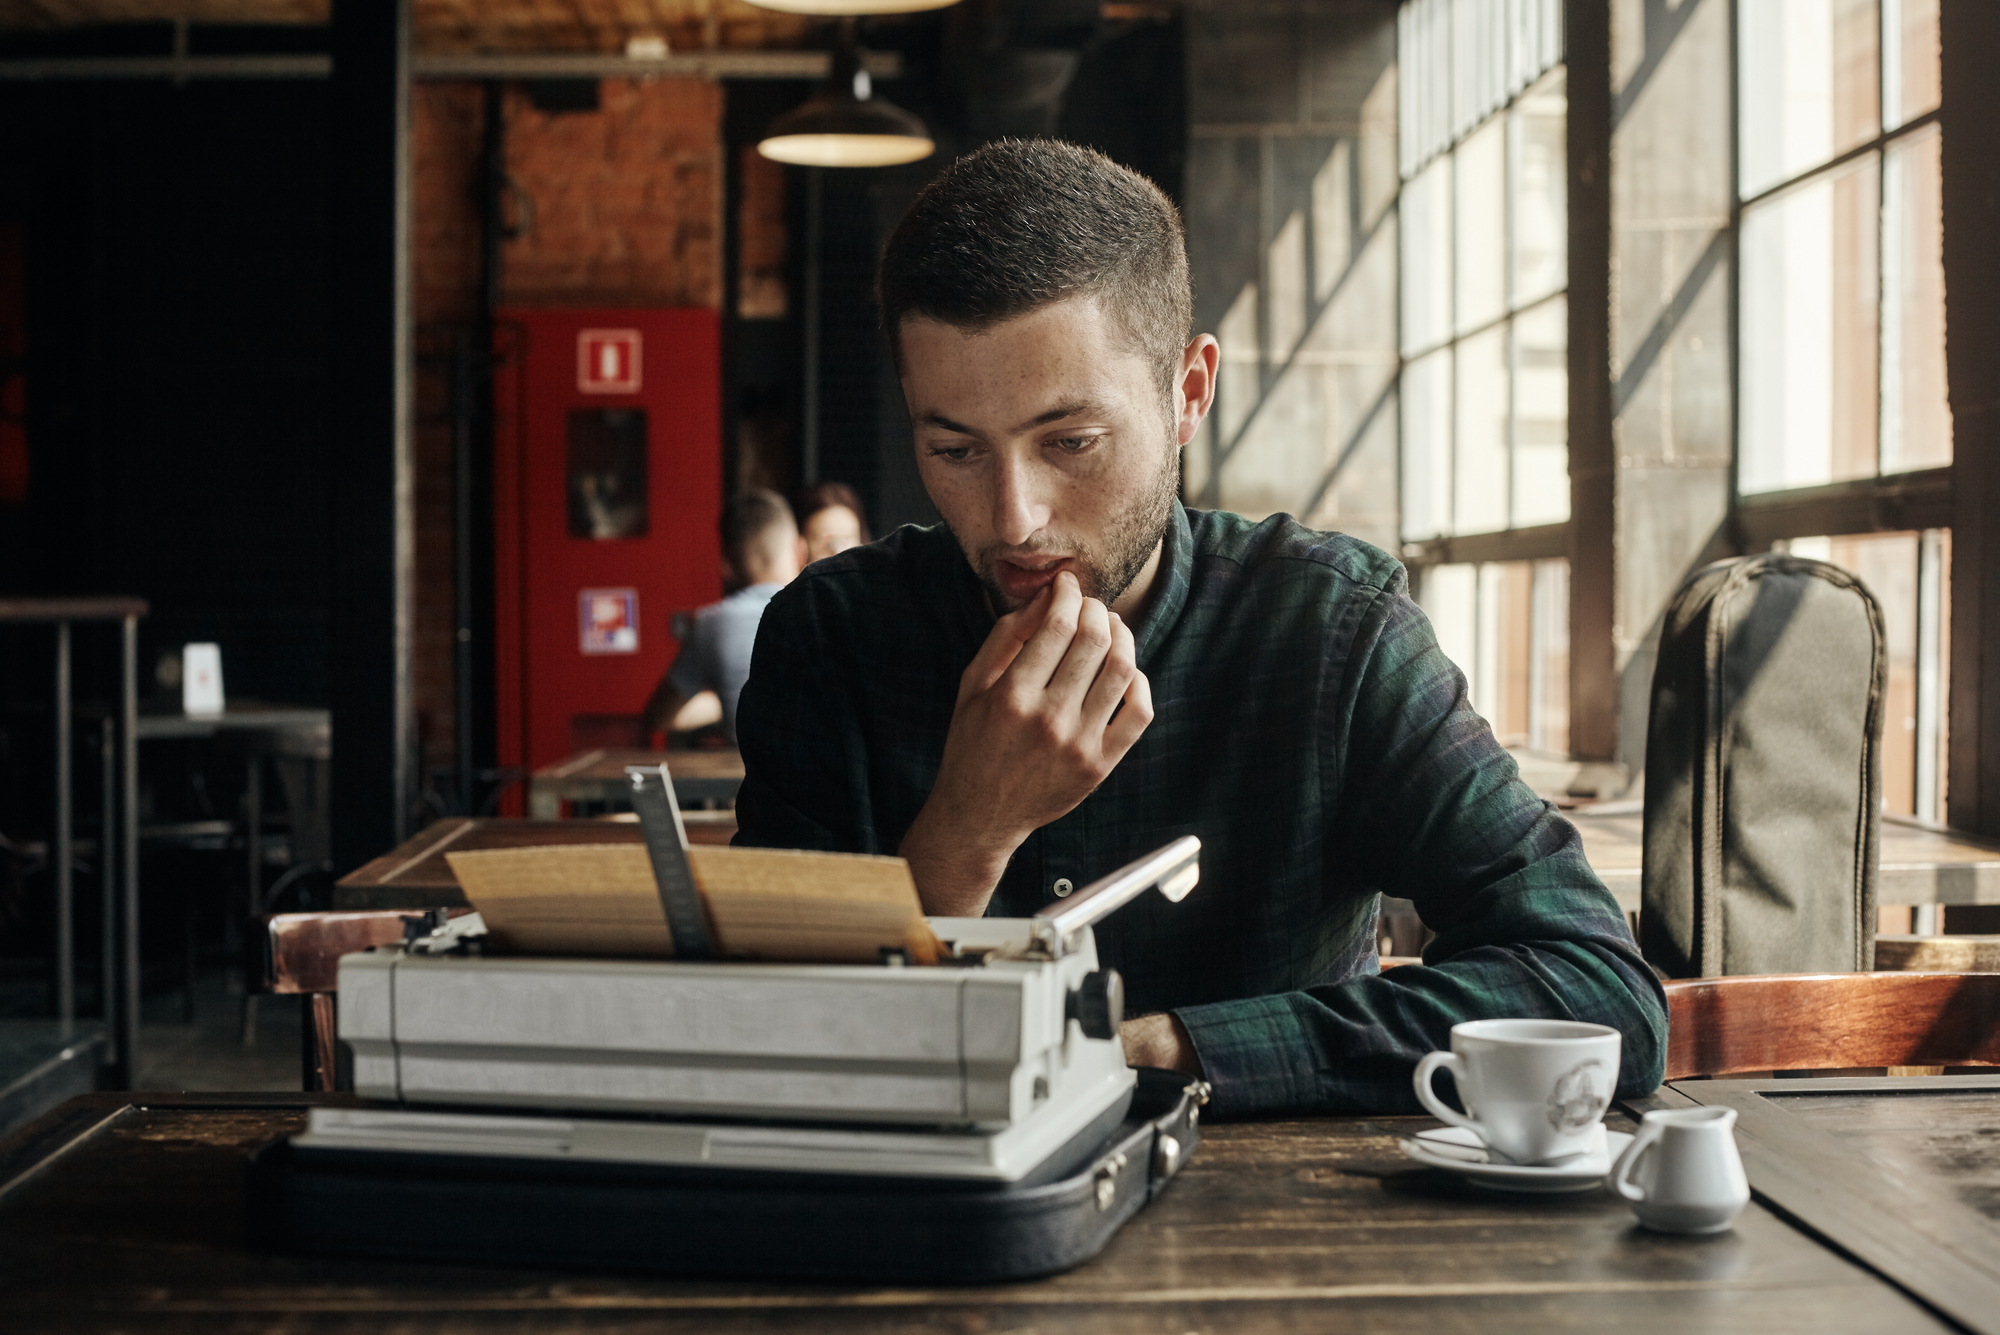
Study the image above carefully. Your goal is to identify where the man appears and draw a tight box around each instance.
[643,488,800,746]
[734,141,1664,1115]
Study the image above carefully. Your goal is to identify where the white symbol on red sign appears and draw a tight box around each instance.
[578,329,642,394]
[578,587,640,655]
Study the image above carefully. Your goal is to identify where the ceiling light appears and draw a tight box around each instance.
[757,22,934,168]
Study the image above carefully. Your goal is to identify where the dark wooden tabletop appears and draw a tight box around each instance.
[1661,1074,2000,1335]
[0,1091,1954,1333]
[528,748,745,816]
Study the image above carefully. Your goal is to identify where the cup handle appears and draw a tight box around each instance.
[1608,1120,1663,1202]
[1413,1050,1479,1131]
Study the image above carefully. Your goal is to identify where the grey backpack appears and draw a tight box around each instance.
[1641,554,1887,978]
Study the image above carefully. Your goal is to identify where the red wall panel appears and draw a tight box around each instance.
[492,307,722,802]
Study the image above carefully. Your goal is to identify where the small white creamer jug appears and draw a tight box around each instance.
[1607,1105,1750,1234]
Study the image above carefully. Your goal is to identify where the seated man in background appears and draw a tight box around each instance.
[732,140,1665,1116]
[793,480,872,566]
[644,488,800,747]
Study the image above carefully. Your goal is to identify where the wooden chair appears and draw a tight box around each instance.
[1662,972,2000,1080]
[254,909,466,1090]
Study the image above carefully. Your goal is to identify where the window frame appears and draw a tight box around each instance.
[1723,0,1953,824]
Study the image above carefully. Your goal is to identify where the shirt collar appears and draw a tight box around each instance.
[1130,501,1193,671]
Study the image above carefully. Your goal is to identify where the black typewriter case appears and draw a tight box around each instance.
[246,1067,1205,1284]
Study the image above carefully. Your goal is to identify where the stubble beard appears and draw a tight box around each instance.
[959,428,1182,614]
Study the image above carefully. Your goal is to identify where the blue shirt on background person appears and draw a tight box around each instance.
[643,489,800,746]
[664,582,783,745]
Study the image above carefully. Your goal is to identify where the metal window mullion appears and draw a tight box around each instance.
[1736,108,1941,214]
[1728,0,1745,523]
[1915,526,1943,823]
[1879,140,1898,477]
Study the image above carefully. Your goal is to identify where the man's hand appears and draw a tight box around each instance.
[1119,1012,1202,1074]
[900,571,1154,915]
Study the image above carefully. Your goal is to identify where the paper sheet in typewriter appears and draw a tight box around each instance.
[444,844,942,965]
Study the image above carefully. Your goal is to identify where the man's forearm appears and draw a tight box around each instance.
[898,797,1020,917]
[1119,1011,1202,1074]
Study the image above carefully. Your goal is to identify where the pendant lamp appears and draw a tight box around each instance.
[756,20,935,168]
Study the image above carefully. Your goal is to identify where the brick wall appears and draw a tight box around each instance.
[735,144,787,319]
[409,76,725,779]
[502,78,724,309]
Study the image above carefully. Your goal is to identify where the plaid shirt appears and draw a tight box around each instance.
[734,503,1667,1116]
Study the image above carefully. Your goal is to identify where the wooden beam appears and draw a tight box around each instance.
[1398,522,1570,570]
[1565,0,1617,761]
[1943,1,2000,837]
[1734,467,1953,549]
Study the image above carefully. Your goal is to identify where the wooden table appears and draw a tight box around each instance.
[1649,1073,2000,1335]
[1568,805,2000,915]
[0,1092,1956,1332]
[334,816,737,911]
[527,747,744,817]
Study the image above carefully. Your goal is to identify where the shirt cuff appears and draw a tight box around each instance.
[1172,994,1320,1118]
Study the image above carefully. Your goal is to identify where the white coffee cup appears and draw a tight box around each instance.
[1412,1019,1622,1165]
[1608,1106,1750,1234]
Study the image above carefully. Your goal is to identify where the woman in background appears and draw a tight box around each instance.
[792,481,870,566]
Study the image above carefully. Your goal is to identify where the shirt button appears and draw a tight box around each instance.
[1053,878,1074,898]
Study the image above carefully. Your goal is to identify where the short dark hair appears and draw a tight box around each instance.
[720,488,795,572]
[792,480,871,543]
[877,139,1191,389]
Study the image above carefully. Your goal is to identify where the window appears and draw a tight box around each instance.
[1782,529,1949,822]
[1398,0,1570,754]
[1737,0,1947,494]
[1398,0,1568,542]
[1734,0,1951,828]
[1417,558,1570,754]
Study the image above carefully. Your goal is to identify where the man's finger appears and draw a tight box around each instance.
[1046,596,1115,706]
[1102,667,1154,757]
[1003,571,1085,691]
[1080,613,1138,730]
[960,582,1052,701]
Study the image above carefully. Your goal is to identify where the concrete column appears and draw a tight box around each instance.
[1180,0,1400,552]
[1604,0,1737,775]
[328,0,415,869]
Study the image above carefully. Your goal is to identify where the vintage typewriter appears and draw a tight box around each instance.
[252,766,1210,1282]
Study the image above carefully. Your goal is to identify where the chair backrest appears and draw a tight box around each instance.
[1642,554,1887,977]
[1662,972,2000,1079]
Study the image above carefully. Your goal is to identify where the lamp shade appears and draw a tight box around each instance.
[758,90,934,166]
[756,32,934,168]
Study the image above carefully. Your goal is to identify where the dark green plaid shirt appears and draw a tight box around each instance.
[734,502,1667,1116]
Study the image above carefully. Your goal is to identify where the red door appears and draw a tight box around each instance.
[493,308,722,805]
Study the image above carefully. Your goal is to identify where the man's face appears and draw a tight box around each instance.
[901,296,1185,615]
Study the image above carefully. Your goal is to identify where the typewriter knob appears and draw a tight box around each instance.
[1067,968,1125,1041]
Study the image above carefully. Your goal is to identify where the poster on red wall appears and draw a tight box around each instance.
[578,587,639,655]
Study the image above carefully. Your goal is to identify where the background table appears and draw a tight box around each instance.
[333,816,736,911]
[1567,805,2000,914]
[526,747,743,817]
[0,1092,1956,1333]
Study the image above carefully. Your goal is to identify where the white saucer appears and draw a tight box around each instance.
[1398,1123,1633,1193]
